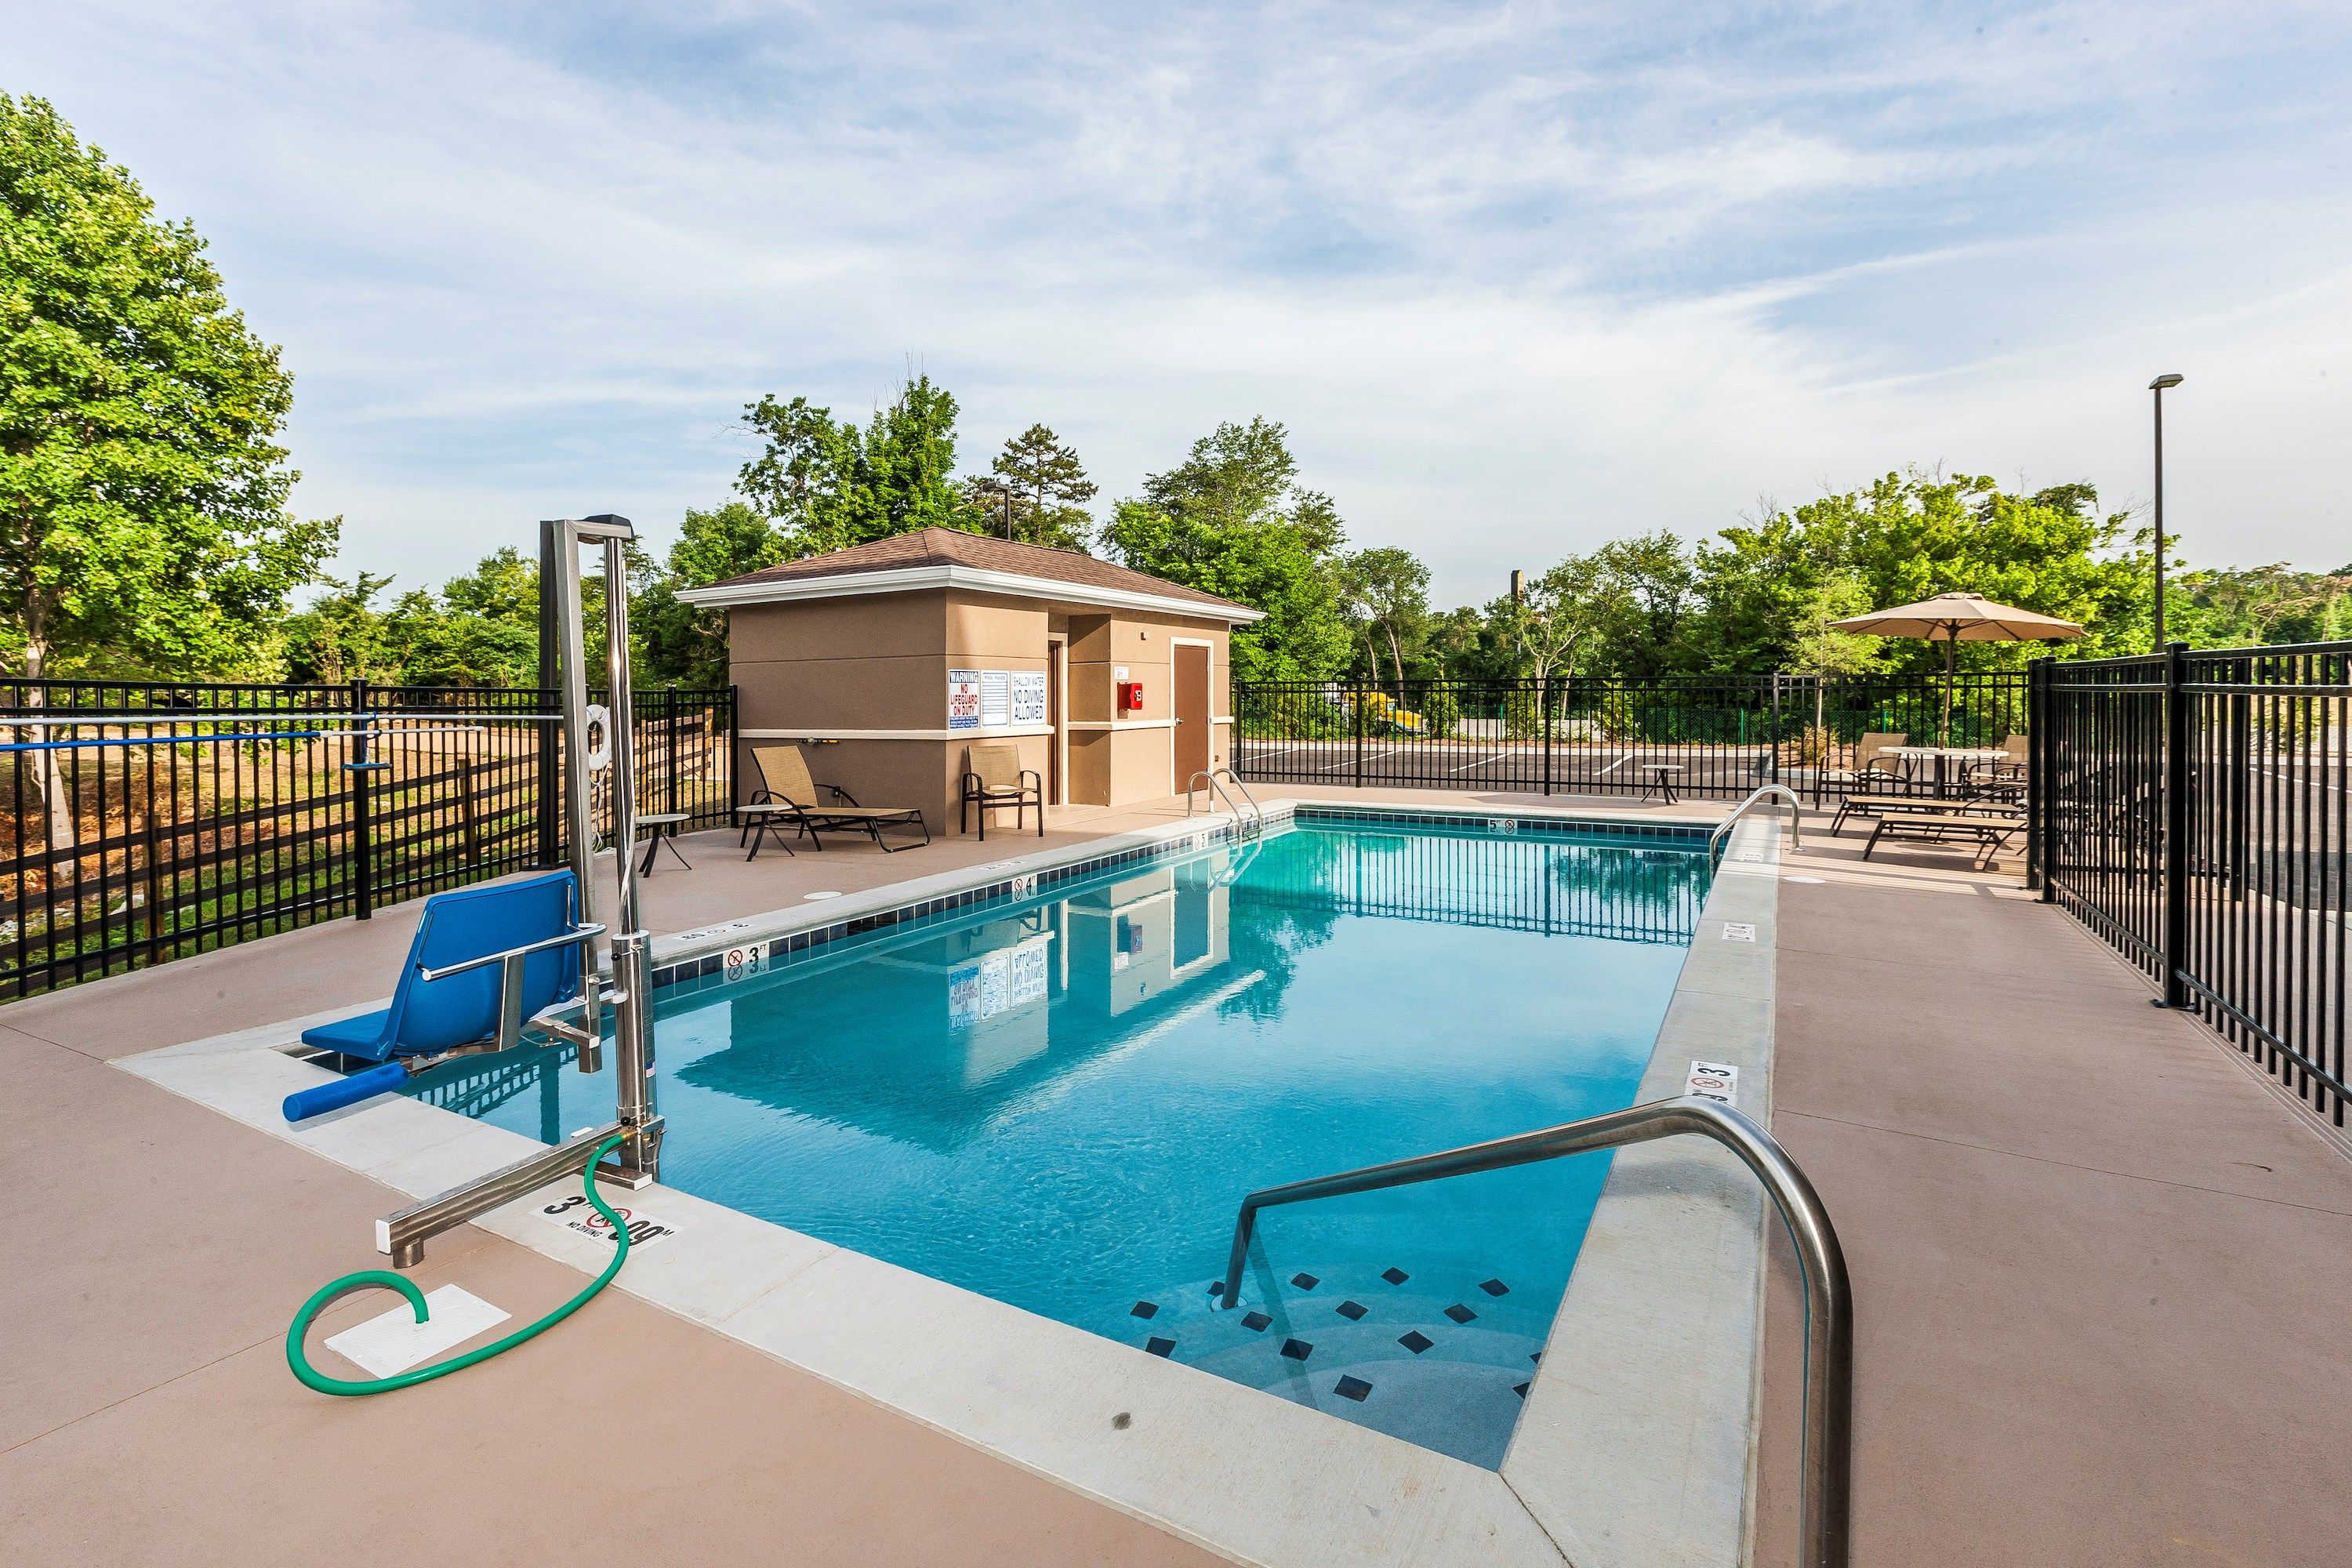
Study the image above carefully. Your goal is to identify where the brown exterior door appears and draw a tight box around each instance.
[1174,642,1210,790]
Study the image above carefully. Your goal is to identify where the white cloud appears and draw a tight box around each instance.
[7,0,2349,605]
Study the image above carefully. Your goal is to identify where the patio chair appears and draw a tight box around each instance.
[1852,731,1911,786]
[741,744,931,858]
[1961,735,2030,802]
[1817,731,1909,790]
[296,870,593,1064]
[961,742,1044,840]
[1862,808,2026,870]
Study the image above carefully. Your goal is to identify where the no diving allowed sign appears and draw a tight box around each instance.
[1686,1060,1739,1106]
[539,1189,678,1250]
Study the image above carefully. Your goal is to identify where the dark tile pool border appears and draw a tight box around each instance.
[1289,805,1711,848]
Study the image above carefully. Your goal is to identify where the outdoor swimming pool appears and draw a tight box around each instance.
[413,818,1711,1466]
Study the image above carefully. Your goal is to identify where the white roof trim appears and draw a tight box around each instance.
[674,563,1265,623]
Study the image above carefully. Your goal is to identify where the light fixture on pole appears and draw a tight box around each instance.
[2149,372,2184,649]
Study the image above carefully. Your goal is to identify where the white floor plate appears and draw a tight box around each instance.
[325,1284,512,1377]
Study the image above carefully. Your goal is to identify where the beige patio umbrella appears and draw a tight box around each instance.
[1829,590,2084,743]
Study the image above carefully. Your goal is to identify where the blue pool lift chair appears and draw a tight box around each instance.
[298,870,602,1065]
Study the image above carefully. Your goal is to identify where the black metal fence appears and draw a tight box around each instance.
[2,678,734,1000]
[2037,642,2349,1125]
[1234,673,2029,805]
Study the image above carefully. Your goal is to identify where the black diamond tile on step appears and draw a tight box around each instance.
[1398,1330,1434,1354]
[1131,1301,1159,1319]
[1145,1337,1175,1358]
[1512,1381,1530,1397]
[1444,1303,1477,1324]
[1334,1375,1373,1403]
[1290,1272,1319,1290]
[1240,1311,1272,1332]
[1334,1300,1367,1321]
[1530,1351,1543,1364]
[1279,1338,1313,1361]
[1380,1267,1409,1285]
[1479,1278,1510,1296]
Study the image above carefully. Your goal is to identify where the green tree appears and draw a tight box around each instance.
[737,394,861,555]
[1687,473,2143,673]
[737,375,973,555]
[1102,418,1352,681]
[280,572,404,684]
[1586,531,1696,676]
[2176,564,2352,648]
[1,96,336,681]
[1490,554,1626,684]
[1334,546,1430,688]
[1784,575,1887,758]
[637,502,786,687]
[964,423,1097,550]
[3,95,336,851]
[860,372,964,535]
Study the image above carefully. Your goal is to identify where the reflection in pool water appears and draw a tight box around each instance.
[414,821,1709,1466]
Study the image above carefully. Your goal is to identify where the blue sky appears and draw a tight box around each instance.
[12,1,2350,606]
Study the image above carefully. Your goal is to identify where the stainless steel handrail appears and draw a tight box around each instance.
[1185,767,1265,836]
[1215,1095,1851,1568]
[1711,782,1802,861]
[414,923,605,983]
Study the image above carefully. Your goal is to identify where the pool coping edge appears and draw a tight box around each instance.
[1498,809,1780,1567]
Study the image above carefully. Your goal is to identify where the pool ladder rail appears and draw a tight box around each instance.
[1711,782,1803,865]
[1216,1095,1851,1568]
[1185,767,1265,838]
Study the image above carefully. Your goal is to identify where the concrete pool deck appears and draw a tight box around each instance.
[7,786,2350,1566]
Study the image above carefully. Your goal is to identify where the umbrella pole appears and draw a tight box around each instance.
[1940,633,1955,746]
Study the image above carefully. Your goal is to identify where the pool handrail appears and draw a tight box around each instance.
[1214,1094,1851,1568]
[1711,782,1802,862]
[1185,767,1265,837]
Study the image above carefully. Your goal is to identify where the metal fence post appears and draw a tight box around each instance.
[727,683,741,821]
[2028,657,2050,897]
[2160,641,2190,1007]
[142,816,164,962]
[1352,683,1364,789]
[535,521,563,869]
[666,689,681,818]
[1541,677,1554,795]
[349,677,375,920]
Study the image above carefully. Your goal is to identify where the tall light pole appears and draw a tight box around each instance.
[2149,372,2183,649]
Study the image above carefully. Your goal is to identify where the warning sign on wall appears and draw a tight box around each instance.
[1009,671,1047,724]
[948,670,982,731]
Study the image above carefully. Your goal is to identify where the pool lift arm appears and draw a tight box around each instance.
[361,515,665,1268]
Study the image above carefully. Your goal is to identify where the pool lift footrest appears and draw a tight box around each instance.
[376,1116,665,1268]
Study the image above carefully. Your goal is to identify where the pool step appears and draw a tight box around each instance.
[1108,1259,1550,1466]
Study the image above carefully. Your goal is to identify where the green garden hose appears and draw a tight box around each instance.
[285,1132,630,1396]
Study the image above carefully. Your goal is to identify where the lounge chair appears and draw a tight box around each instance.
[1862,808,2026,870]
[740,743,931,858]
[960,742,1044,840]
[297,870,594,1064]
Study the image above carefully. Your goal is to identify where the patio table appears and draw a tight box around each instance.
[1883,746,2005,798]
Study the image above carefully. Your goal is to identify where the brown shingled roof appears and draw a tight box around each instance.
[700,528,1254,614]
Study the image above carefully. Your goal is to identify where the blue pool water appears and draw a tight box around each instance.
[413,820,1709,1465]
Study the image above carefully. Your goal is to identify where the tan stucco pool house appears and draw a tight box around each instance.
[676,528,1264,833]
